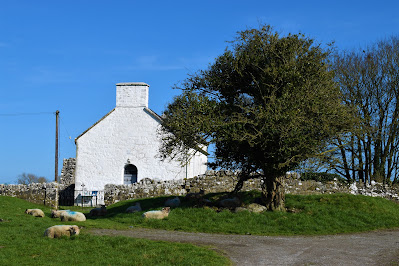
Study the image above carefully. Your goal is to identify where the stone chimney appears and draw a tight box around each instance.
[116,82,149,108]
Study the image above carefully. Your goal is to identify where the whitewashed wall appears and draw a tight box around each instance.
[74,83,207,205]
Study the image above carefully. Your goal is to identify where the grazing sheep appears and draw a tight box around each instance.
[164,197,181,208]
[218,197,241,208]
[51,209,69,218]
[89,205,107,216]
[44,225,80,238]
[25,209,45,217]
[126,202,142,213]
[60,210,86,222]
[142,207,170,220]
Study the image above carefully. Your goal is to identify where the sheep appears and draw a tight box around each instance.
[25,209,45,217]
[126,202,142,213]
[44,225,80,238]
[164,197,181,208]
[51,209,69,218]
[60,210,86,222]
[89,205,107,216]
[142,207,170,220]
[184,190,204,201]
[218,197,241,208]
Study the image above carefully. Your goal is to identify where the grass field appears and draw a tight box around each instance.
[2,192,399,265]
[0,196,230,266]
[71,191,399,236]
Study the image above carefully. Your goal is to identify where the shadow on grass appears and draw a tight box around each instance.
[85,190,264,220]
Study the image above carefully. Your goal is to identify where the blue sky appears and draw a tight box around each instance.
[0,0,398,184]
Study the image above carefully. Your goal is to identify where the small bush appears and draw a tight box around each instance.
[300,172,345,183]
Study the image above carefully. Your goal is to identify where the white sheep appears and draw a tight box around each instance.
[142,207,170,219]
[164,197,181,208]
[51,209,69,218]
[89,205,107,216]
[25,209,45,217]
[44,225,80,238]
[126,202,142,213]
[60,210,86,222]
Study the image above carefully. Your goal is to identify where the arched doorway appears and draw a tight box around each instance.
[124,164,137,184]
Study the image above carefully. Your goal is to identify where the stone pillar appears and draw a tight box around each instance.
[60,158,76,186]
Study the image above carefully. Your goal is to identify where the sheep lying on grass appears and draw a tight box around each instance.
[218,197,241,208]
[25,209,45,217]
[60,210,86,222]
[142,207,170,219]
[184,190,204,201]
[89,205,107,216]
[164,197,181,208]
[51,210,69,218]
[44,225,80,238]
[126,202,142,213]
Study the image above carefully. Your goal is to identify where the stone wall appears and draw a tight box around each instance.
[103,170,262,205]
[0,183,66,207]
[103,171,399,205]
[2,171,399,207]
[60,158,76,186]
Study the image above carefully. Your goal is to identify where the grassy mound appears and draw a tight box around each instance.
[77,192,399,235]
[0,196,230,265]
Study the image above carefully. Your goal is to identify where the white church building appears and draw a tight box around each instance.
[73,82,208,206]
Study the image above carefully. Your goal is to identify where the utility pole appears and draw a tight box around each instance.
[55,110,59,182]
[55,110,59,210]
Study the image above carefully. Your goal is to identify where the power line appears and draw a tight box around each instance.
[59,116,75,146]
[0,112,54,116]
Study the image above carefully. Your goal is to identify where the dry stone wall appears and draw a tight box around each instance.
[103,171,399,205]
[0,182,66,207]
[103,170,262,205]
[2,169,399,207]
[60,158,76,186]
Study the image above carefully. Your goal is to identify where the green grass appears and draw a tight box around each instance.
[0,196,230,266]
[74,192,399,236]
[2,192,399,265]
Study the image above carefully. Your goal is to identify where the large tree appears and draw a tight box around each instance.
[323,36,399,184]
[160,25,351,211]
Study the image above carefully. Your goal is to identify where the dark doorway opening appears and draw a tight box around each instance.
[124,164,138,184]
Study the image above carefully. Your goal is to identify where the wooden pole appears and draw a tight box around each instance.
[55,110,59,182]
[55,110,59,210]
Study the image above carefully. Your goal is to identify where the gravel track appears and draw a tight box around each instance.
[89,228,399,265]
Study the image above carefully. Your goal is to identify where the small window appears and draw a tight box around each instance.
[124,164,137,184]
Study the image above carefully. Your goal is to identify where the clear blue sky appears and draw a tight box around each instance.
[0,0,398,184]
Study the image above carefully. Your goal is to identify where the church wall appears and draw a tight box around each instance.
[74,106,206,205]
[73,82,207,206]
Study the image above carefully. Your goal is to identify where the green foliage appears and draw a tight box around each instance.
[300,172,345,183]
[0,196,230,265]
[160,24,352,210]
[162,24,351,174]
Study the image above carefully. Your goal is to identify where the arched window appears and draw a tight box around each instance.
[124,164,137,184]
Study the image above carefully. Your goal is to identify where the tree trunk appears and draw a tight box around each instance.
[261,174,285,211]
[232,172,251,194]
[337,138,351,182]
[357,138,364,183]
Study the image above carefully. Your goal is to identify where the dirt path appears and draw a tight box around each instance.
[89,228,399,265]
